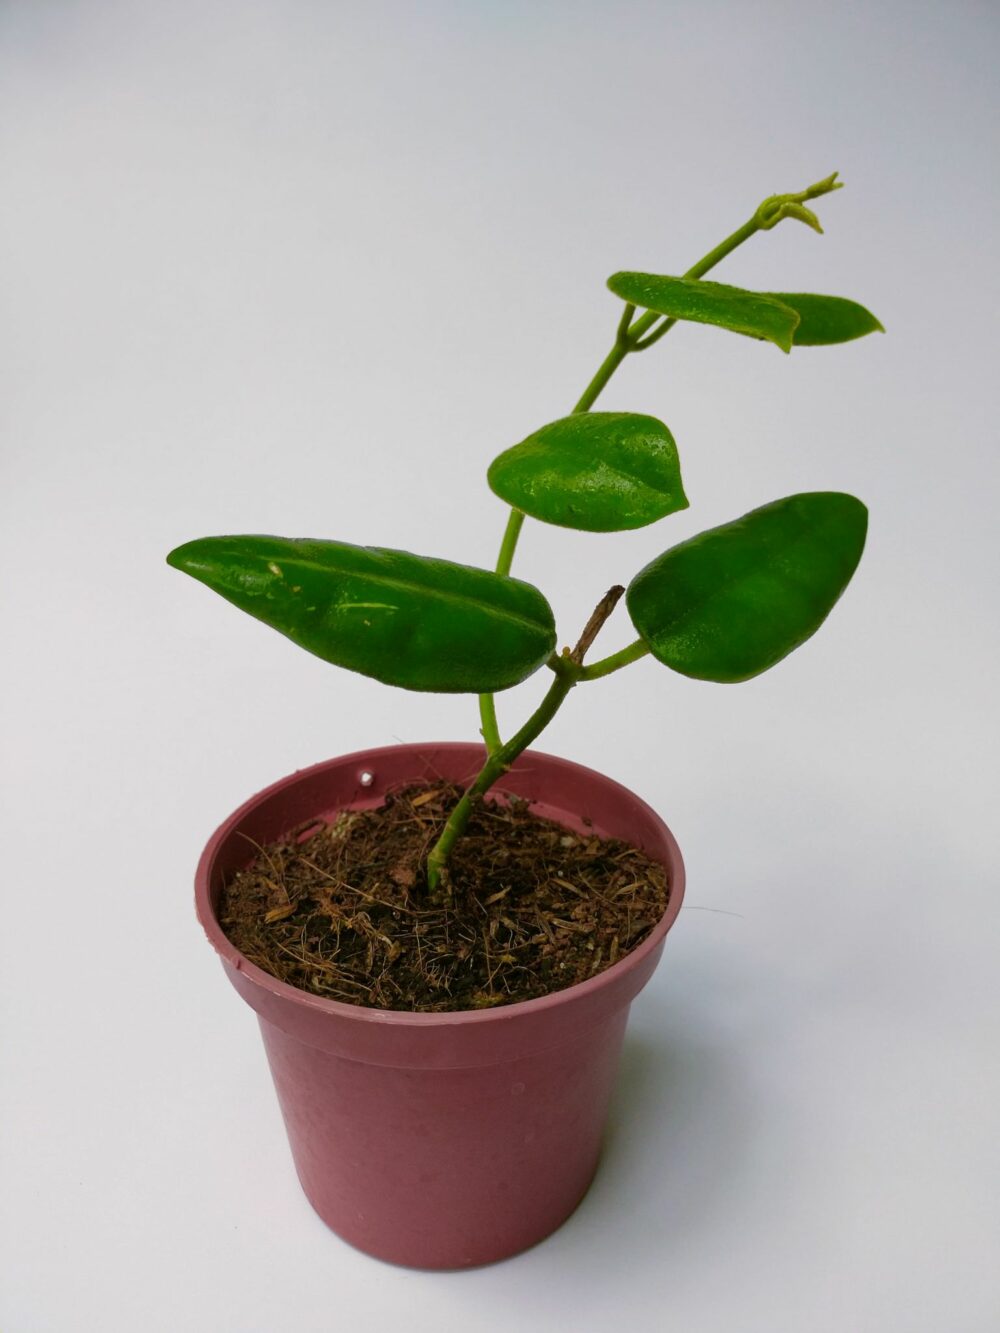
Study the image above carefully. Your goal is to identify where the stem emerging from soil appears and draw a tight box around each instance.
[426,667,576,894]
[427,589,624,893]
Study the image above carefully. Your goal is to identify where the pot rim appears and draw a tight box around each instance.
[195,742,685,1031]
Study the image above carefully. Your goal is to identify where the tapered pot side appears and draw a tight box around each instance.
[195,743,685,1269]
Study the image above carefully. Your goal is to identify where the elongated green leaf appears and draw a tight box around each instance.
[626,492,867,683]
[764,292,884,345]
[167,536,556,693]
[487,412,688,532]
[607,272,800,352]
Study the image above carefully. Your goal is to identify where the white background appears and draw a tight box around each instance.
[2,2,998,1329]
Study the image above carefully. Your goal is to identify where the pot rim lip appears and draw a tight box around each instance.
[195,742,685,1030]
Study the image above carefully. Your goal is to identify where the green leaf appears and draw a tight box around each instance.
[166,536,557,693]
[487,412,688,532]
[626,492,867,683]
[764,292,884,345]
[607,272,800,352]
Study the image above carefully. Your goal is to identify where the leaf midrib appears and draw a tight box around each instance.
[582,452,679,501]
[614,274,798,329]
[510,440,679,504]
[247,548,552,635]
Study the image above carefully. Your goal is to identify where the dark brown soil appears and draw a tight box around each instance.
[219,782,671,1013]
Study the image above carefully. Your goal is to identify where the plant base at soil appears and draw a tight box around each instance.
[220,782,670,1013]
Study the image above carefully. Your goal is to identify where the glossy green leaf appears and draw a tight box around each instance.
[487,412,688,532]
[166,535,557,693]
[626,492,867,683]
[607,272,800,352]
[764,292,884,345]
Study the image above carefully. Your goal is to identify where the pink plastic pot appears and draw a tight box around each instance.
[195,743,685,1269]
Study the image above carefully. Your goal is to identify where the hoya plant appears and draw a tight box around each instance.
[168,171,879,893]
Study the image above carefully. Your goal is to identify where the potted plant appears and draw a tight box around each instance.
[169,171,880,1269]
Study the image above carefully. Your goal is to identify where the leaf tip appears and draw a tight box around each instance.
[166,539,196,572]
[166,536,224,584]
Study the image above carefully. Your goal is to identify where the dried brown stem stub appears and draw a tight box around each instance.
[570,585,625,665]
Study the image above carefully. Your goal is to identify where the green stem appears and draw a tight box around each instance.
[428,665,577,892]
[475,209,760,739]
[495,508,524,577]
[632,315,676,351]
[481,506,528,754]
[478,693,501,754]
[460,171,842,878]
[684,217,760,281]
[577,638,649,681]
[572,341,629,413]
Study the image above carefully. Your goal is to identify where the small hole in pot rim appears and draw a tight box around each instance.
[358,769,375,788]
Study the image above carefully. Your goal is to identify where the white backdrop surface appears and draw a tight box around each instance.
[1,2,997,1330]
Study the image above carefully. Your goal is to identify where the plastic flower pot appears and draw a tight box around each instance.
[195,742,685,1269]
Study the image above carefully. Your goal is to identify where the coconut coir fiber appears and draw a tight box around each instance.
[220,782,671,1013]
